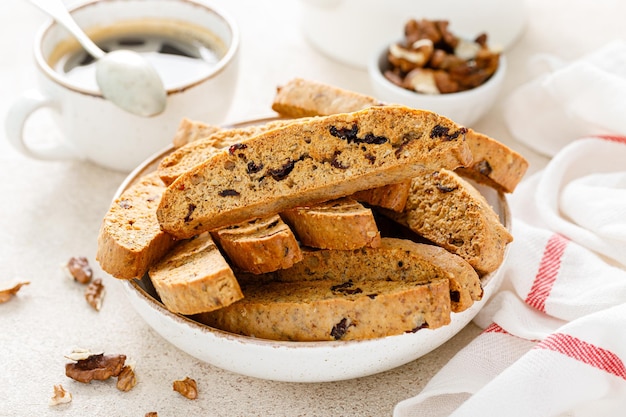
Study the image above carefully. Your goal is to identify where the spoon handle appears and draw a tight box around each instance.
[27,0,105,60]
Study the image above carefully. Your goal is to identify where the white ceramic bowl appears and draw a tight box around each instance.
[116,119,511,382]
[368,44,506,127]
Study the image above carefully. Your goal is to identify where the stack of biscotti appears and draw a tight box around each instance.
[96,80,524,342]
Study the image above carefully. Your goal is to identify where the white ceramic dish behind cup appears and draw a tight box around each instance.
[368,44,506,127]
[115,118,511,383]
[5,0,239,172]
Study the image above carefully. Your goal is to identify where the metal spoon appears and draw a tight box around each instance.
[28,0,167,117]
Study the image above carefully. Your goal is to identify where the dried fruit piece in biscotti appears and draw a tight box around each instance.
[211,215,303,274]
[280,197,381,250]
[272,77,383,118]
[157,105,472,239]
[194,277,451,341]
[96,172,176,280]
[384,169,512,275]
[148,232,243,315]
[159,118,313,186]
[239,237,481,313]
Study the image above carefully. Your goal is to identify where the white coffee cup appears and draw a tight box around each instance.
[5,0,239,172]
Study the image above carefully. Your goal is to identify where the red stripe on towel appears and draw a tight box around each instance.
[525,234,569,312]
[483,323,508,334]
[535,333,626,380]
[594,134,626,145]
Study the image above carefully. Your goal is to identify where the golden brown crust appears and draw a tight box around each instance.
[157,106,472,239]
[280,198,381,250]
[456,129,529,193]
[96,172,176,279]
[351,180,412,212]
[272,78,382,118]
[172,117,222,149]
[148,232,243,315]
[211,215,303,274]
[195,277,451,341]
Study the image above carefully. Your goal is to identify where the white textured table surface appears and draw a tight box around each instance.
[1,1,624,416]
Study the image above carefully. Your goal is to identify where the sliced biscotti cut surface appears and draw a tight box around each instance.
[194,277,451,341]
[159,118,312,186]
[148,232,243,315]
[211,215,303,274]
[172,117,222,148]
[242,237,481,313]
[280,198,381,250]
[271,78,528,193]
[96,172,176,280]
[157,105,472,239]
[386,169,513,275]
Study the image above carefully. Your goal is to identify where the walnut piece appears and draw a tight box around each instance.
[49,384,72,406]
[65,353,126,383]
[145,413,158,417]
[116,365,137,392]
[0,281,30,303]
[85,278,105,311]
[172,377,198,399]
[65,256,93,284]
[384,18,500,94]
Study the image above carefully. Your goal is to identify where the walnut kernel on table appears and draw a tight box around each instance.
[65,351,126,383]
[173,377,198,399]
[116,365,138,392]
[49,384,72,406]
[384,18,500,94]
[85,278,105,311]
[65,256,93,284]
[0,281,29,303]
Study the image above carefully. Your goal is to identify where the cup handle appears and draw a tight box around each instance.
[5,89,80,160]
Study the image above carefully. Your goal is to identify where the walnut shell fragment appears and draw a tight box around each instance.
[0,281,30,303]
[49,384,72,406]
[173,377,198,399]
[65,353,126,383]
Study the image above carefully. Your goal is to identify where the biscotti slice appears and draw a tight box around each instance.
[385,169,513,275]
[158,118,312,186]
[455,129,529,193]
[271,78,528,193]
[280,197,381,250]
[194,277,451,341]
[211,215,303,274]
[172,117,223,148]
[96,172,176,279]
[272,77,383,118]
[240,237,481,313]
[351,180,412,212]
[157,105,472,239]
[148,232,243,315]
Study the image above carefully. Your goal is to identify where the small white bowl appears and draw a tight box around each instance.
[368,43,506,126]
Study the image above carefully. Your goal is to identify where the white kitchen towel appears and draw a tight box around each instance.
[503,40,626,157]
[394,136,626,417]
